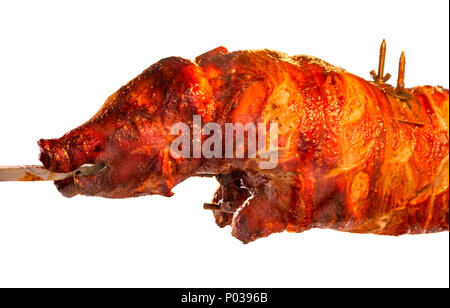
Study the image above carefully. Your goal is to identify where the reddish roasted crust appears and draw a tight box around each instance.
[38,47,449,243]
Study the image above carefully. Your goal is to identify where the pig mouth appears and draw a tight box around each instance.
[53,161,110,198]
[38,138,112,197]
[38,138,171,199]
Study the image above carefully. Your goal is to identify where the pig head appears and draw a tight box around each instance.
[38,57,210,198]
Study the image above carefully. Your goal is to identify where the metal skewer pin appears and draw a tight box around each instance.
[371,39,392,84]
[391,51,414,100]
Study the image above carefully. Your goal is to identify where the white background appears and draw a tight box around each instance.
[0,0,448,288]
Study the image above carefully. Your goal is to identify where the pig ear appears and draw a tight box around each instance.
[195,46,228,65]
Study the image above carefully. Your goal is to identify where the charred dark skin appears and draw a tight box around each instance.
[38,47,449,243]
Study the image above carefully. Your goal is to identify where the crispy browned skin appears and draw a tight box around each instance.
[38,47,449,243]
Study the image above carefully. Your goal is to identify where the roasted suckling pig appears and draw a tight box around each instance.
[7,43,450,243]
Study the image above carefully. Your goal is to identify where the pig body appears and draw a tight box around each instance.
[39,47,449,243]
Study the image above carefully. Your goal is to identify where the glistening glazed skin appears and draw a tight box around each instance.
[38,47,449,243]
